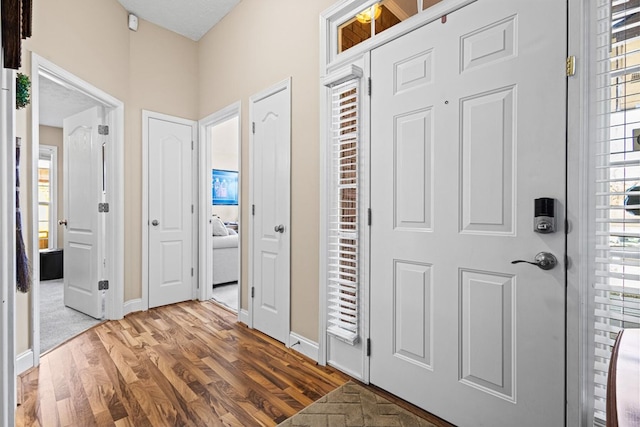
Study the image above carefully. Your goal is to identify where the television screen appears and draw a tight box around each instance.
[212,169,239,205]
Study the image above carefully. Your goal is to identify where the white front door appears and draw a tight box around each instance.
[147,116,195,308]
[63,106,105,319]
[251,80,291,343]
[370,1,566,426]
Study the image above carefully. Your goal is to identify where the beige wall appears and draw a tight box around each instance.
[39,126,64,247]
[15,0,330,356]
[127,19,199,300]
[198,0,335,341]
[14,0,198,354]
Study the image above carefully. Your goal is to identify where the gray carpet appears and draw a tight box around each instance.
[39,279,101,354]
[211,282,238,312]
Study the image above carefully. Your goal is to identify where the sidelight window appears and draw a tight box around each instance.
[592,0,640,424]
[325,67,363,344]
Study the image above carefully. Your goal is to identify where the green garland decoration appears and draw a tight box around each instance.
[16,73,31,109]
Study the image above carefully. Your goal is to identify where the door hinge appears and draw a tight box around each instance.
[191,204,194,214]
[367,77,372,96]
[566,56,576,77]
[191,267,194,277]
[251,287,255,298]
[366,338,371,356]
[367,208,372,226]
[191,140,194,150]
[252,204,255,215]
[98,280,109,290]
[252,122,256,134]
[98,125,109,135]
[98,202,109,213]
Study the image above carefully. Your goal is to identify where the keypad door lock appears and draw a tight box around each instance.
[534,198,555,234]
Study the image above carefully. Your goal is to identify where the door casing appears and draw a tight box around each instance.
[1,51,17,427]
[198,102,242,310]
[319,0,589,425]
[28,53,125,372]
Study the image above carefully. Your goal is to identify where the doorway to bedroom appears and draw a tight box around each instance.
[201,104,241,313]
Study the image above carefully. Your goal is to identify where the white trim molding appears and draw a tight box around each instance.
[288,333,320,363]
[0,52,17,427]
[30,53,126,371]
[239,309,250,326]
[321,0,477,72]
[16,350,34,375]
[123,298,143,316]
[566,0,592,425]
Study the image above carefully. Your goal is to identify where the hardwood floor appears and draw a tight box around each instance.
[16,300,452,427]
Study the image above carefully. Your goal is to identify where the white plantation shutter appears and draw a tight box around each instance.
[593,0,640,424]
[324,66,363,344]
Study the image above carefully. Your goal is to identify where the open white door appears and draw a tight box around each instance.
[250,80,291,344]
[370,1,566,426]
[62,106,105,319]
[147,114,195,309]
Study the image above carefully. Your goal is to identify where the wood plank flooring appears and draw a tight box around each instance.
[15,300,451,427]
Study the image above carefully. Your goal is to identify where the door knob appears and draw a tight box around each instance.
[58,219,67,227]
[274,224,285,233]
[511,252,557,270]
[151,220,159,226]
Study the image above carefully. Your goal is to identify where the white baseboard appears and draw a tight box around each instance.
[123,298,143,316]
[16,350,33,374]
[288,332,319,362]
[239,309,249,325]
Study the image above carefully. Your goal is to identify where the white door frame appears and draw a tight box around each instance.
[29,53,125,371]
[319,0,588,425]
[198,102,242,312]
[142,110,198,310]
[1,49,17,427]
[248,78,292,338]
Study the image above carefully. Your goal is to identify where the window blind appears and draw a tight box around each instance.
[593,0,640,424]
[327,77,361,344]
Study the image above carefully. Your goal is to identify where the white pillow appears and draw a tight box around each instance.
[212,216,229,236]
[228,228,237,235]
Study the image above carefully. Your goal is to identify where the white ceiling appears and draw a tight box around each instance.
[39,75,104,128]
[117,0,242,41]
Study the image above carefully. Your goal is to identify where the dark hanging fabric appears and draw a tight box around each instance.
[1,0,22,69]
[1,0,32,69]
[16,138,31,293]
[21,0,32,38]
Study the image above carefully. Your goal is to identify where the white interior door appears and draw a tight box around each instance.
[251,81,291,343]
[148,116,194,308]
[370,1,566,426]
[63,106,105,319]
